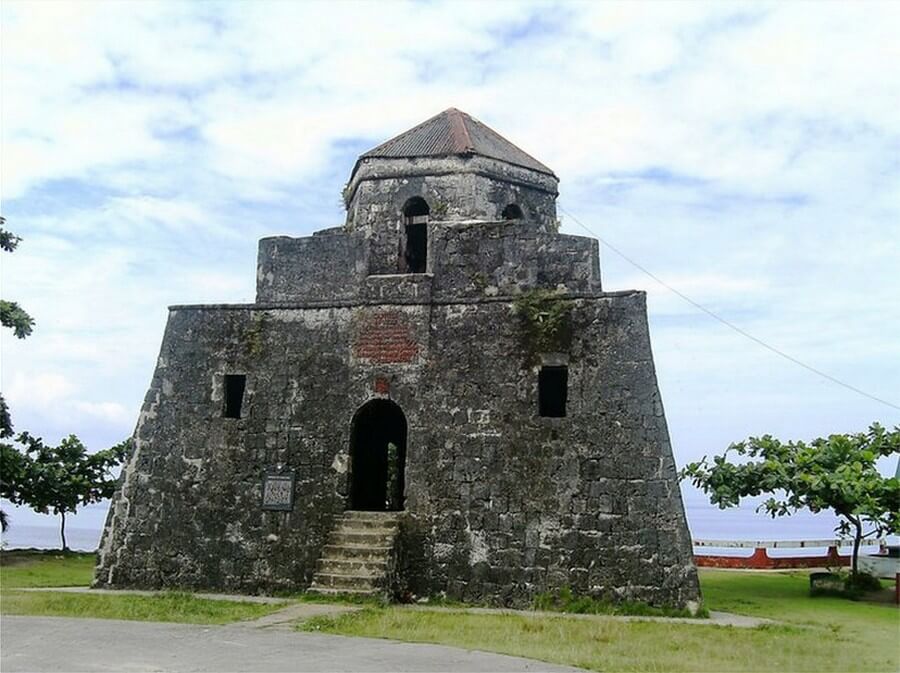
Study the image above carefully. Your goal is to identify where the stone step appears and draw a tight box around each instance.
[322,544,393,560]
[310,572,381,591]
[306,586,379,597]
[317,557,389,574]
[310,511,402,597]
[327,530,397,546]
[342,510,403,522]
[333,518,400,531]
[331,525,398,538]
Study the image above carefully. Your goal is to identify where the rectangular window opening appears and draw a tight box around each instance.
[404,222,427,273]
[223,374,246,419]
[539,366,568,418]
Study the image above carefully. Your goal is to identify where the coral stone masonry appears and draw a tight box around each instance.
[94,108,701,609]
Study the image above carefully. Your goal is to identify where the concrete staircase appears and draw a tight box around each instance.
[309,510,401,596]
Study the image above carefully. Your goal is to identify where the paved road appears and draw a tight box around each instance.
[1,616,581,672]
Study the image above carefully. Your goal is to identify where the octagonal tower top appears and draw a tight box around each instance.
[343,108,559,231]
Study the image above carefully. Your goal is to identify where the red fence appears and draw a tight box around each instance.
[692,538,882,570]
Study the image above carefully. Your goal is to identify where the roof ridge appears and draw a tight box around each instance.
[457,111,553,175]
[448,109,474,153]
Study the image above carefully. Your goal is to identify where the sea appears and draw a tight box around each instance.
[4,489,884,558]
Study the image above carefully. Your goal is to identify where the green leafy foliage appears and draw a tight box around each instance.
[0,395,13,439]
[512,289,572,359]
[0,217,22,252]
[0,441,30,498]
[842,571,883,594]
[809,569,884,599]
[1,434,130,549]
[0,300,34,339]
[0,440,30,532]
[0,217,34,339]
[681,423,900,575]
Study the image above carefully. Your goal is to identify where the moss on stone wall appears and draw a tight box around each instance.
[243,312,267,357]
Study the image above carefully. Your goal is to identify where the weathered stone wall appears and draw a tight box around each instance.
[256,231,365,303]
[95,291,699,608]
[345,154,558,229]
[402,292,698,607]
[95,306,356,592]
[344,154,558,276]
[254,221,599,303]
[430,222,601,299]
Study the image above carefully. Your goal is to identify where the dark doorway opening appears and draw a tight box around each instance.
[402,197,429,273]
[223,374,246,418]
[349,399,407,511]
[538,366,568,417]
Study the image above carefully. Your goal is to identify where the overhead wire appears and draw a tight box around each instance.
[557,204,900,412]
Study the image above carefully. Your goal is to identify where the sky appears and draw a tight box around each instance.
[2,0,899,537]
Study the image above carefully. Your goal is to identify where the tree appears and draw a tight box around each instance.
[0,216,129,544]
[2,433,129,550]
[0,215,34,531]
[681,423,900,577]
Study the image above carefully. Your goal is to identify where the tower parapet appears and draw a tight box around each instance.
[257,109,598,302]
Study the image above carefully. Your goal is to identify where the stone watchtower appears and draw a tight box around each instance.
[95,108,701,609]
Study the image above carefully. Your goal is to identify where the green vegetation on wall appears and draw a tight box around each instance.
[512,289,572,360]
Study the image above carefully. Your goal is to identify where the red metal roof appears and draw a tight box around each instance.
[359,108,555,176]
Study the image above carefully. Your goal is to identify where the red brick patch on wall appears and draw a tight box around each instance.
[354,311,419,364]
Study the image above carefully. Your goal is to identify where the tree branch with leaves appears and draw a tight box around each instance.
[0,216,35,340]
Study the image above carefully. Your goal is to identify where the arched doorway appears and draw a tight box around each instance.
[349,399,407,511]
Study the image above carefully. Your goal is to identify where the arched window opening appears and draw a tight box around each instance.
[502,204,524,220]
[403,197,430,224]
[402,197,429,273]
[349,399,407,511]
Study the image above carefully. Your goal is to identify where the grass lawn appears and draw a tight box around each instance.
[299,570,899,673]
[1,550,97,588]
[0,550,286,625]
[3,551,897,671]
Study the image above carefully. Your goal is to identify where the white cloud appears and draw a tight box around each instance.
[73,401,132,426]
[1,0,899,470]
[5,372,76,409]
